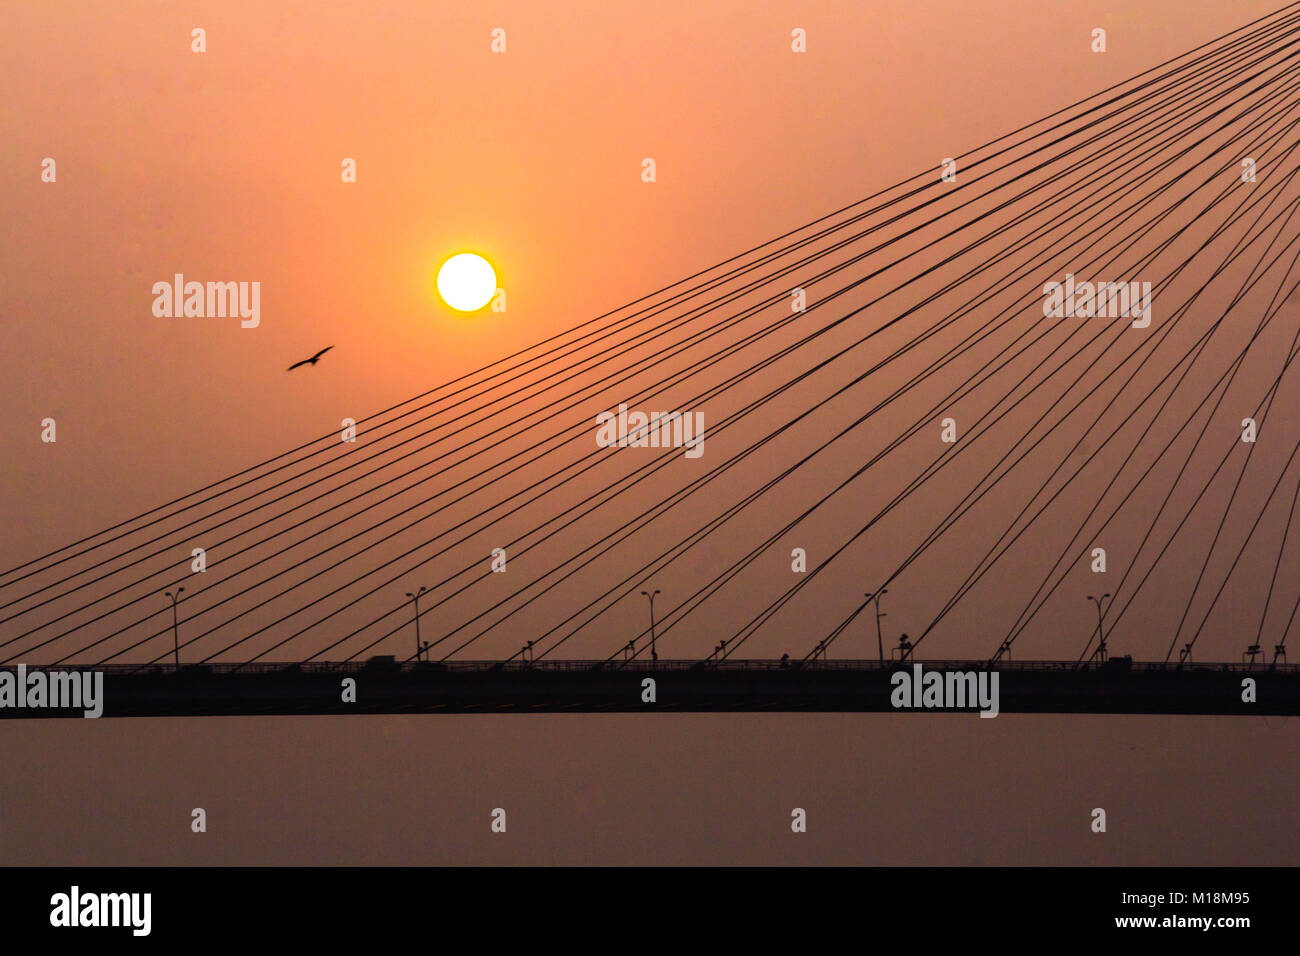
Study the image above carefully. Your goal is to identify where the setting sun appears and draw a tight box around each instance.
[436,253,497,312]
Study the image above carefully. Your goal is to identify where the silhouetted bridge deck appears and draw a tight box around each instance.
[1,659,1297,717]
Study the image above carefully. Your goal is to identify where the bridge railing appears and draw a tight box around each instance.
[3,658,1295,675]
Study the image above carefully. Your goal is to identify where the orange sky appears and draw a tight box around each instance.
[3,0,1276,560]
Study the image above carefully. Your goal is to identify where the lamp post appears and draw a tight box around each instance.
[866,589,888,663]
[164,588,184,668]
[1086,593,1111,664]
[406,586,428,661]
[640,589,661,662]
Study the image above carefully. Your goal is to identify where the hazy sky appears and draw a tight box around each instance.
[2,0,1296,865]
[5,0,1296,663]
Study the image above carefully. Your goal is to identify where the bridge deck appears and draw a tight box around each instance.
[1,659,1296,717]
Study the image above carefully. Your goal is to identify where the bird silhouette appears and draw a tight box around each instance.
[287,346,333,371]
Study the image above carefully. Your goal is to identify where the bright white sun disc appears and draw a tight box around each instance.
[437,253,496,312]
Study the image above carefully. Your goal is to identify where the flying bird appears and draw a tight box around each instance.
[287,346,333,371]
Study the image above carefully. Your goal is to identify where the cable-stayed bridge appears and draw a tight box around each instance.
[8,4,1300,715]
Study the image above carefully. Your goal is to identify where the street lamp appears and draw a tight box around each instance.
[164,587,184,668]
[406,586,428,661]
[640,589,661,662]
[866,589,888,663]
[1086,593,1111,664]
